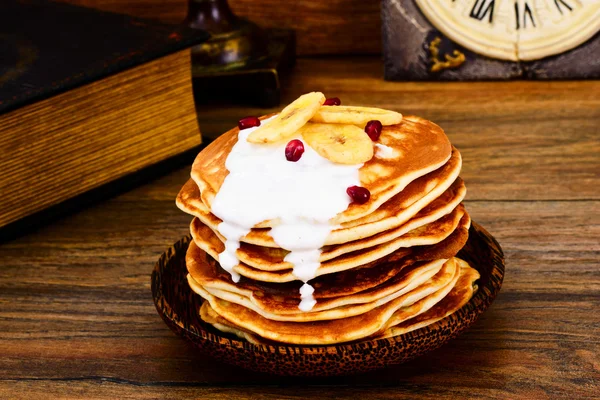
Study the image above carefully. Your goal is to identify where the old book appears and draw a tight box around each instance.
[0,0,209,234]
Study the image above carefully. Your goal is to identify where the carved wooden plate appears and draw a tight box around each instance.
[151,222,504,377]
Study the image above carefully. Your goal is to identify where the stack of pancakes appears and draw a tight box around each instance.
[177,114,479,345]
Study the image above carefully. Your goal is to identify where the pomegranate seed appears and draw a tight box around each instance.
[238,116,261,130]
[346,185,370,204]
[323,97,341,106]
[365,120,382,141]
[285,139,305,162]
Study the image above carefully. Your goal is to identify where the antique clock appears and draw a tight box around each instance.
[382,0,600,80]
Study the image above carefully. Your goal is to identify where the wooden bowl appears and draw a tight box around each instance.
[151,222,504,377]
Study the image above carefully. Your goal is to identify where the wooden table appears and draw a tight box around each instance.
[1,58,598,399]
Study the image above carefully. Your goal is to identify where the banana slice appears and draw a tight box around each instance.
[300,123,374,164]
[247,92,326,144]
[311,106,402,126]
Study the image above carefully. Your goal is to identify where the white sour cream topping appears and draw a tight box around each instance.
[375,143,396,159]
[299,283,317,312]
[211,116,362,311]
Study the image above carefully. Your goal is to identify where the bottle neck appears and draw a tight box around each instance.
[185,0,238,33]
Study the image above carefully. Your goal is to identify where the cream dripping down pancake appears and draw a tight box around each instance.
[177,150,464,247]
[176,93,479,345]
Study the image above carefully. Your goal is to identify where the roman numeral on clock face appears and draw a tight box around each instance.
[514,1,536,30]
[469,0,495,23]
[554,0,573,14]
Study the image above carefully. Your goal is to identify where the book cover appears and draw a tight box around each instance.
[0,0,209,113]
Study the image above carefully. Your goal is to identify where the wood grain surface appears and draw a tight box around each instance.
[58,0,381,55]
[0,58,599,398]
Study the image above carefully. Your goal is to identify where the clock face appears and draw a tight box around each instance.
[415,0,600,61]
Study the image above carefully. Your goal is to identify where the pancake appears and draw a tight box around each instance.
[177,149,463,248]
[321,197,464,260]
[188,257,450,322]
[378,258,480,337]
[178,175,463,255]
[177,101,478,346]
[235,205,465,270]
[338,144,462,229]
[191,115,452,228]
[176,179,213,217]
[188,258,445,318]
[189,204,465,272]
[191,211,471,283]
[200,259,479,345]
[193,258,460,344]
[200,301,268,345]
[185,225,469,302]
